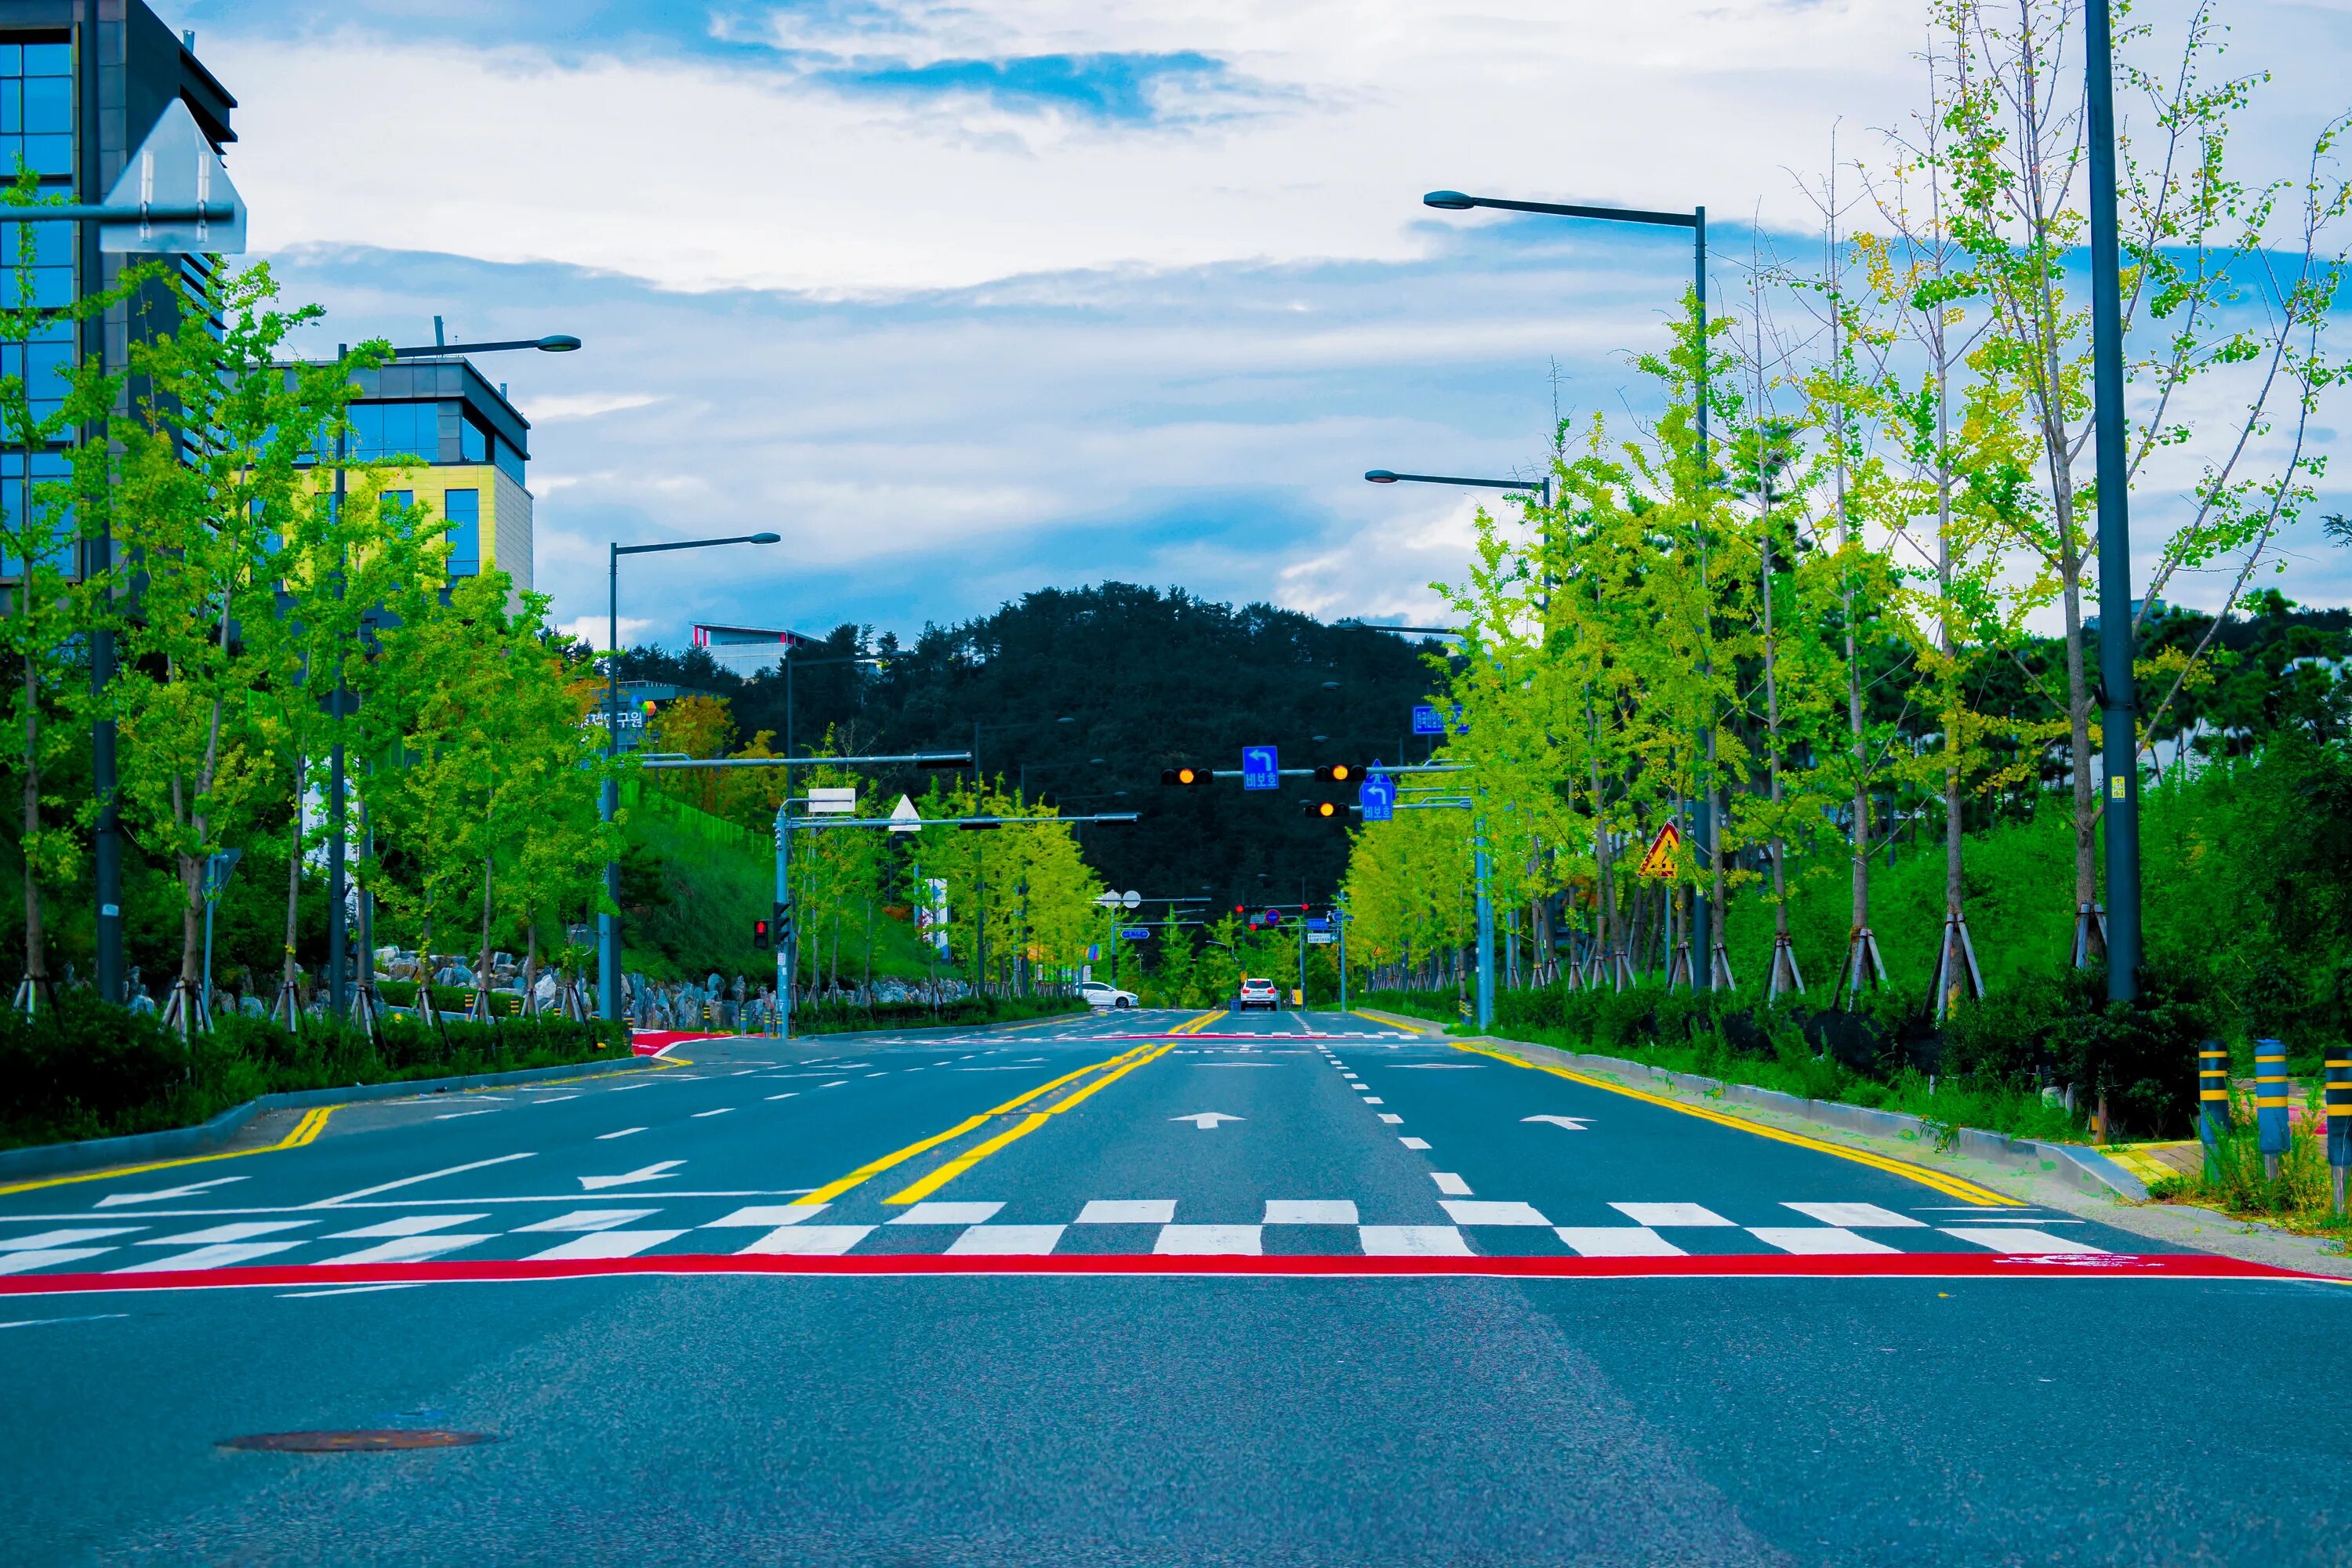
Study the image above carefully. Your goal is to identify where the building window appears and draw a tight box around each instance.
[383,489,412,514]
[0,42,74,181]
[342,401,441,464]
[444,488,479,576]
[0,218,72,423]
[459,416,487,464]
[0,446,72,576]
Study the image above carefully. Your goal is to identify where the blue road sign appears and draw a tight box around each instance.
[1243,745,1279,790]
[1359,765,1396,822]
[1306,917,1330,932]
[1120,926,1151,940]
[1411,705,1443,735]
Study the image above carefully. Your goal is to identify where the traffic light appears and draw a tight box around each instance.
[771,901,793,949]
[1161,764,1208,786]
[1302,797,1347,823]
[1313,762,1359,784]
[752,917,771,950]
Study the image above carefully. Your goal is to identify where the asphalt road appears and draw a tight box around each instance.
[1,1006,2345,1565]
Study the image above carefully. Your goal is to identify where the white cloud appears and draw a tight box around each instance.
[525,391,664,421]
[558,614,654,648]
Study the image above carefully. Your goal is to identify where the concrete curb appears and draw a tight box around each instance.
[0,1052,656,1182]
[1354,1007,2149,1202]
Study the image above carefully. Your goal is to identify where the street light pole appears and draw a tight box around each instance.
[328,328,581,1020]
[599,530,782,1022]
[1421,189,1713,989]
[2085,0,2142,1002]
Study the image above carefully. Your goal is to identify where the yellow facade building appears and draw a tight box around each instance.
[337,355,535,610]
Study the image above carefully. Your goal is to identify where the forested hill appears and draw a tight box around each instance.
[616,583,1454,913]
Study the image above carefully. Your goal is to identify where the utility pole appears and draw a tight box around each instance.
[2085,0,2142,1001]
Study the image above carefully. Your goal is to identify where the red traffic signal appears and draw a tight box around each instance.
[752,917,771,950]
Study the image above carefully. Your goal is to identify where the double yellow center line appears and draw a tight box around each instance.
[793,1009,1222,1209]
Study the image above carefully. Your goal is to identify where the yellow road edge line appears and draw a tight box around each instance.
[1451,1043,2024,1207]
[0,1102,340,1197]
[885,1041,1179,1204]
[1353,1008,1428,1034]
[791,1042,1156,1207]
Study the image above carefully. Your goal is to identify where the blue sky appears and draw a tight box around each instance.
[161,0,2352,648]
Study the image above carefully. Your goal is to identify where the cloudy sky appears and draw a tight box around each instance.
[160,0,2352,648]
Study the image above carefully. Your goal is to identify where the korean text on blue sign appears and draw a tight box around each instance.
[1358,769,1396,822]
[1411,705,1444,735]
[1242,745,1280,791]
[1120,926,1151,940]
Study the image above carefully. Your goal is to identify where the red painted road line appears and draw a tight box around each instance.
[0,1251,2325,1298]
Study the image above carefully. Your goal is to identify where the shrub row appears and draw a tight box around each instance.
[0,994,623,1150]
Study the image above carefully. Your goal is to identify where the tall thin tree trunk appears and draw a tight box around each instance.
[281,756,305,995]
[477,854,495,990]
[20,624,44,994]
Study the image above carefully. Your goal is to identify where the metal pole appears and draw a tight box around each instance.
[600,543,621,1021]
[78,0,120,1004]
[1690,206,1714,993]
[327,347,348,1017]
[1338,897,1348,1013]
[2085,0,2141,1002]
[786,804,804,1034]
[1474,819,1494,1031]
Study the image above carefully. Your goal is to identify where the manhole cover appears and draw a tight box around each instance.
[219,1429,498,1453]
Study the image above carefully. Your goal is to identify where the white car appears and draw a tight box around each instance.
[1080,980,1138,1010]
[1236,977,1280,1011]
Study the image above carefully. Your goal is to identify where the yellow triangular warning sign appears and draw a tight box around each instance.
[1636,821,1682,880]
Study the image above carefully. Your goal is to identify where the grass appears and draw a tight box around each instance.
[2144,1089,2352,1245]
[620,806,942,985]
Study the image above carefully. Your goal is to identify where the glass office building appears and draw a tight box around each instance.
[0,0,238,583]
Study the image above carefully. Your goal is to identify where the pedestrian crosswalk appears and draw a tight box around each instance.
[0,1197,2114,1275]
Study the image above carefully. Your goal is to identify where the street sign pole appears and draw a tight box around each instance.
[1338,897,1349,1013]
[1475,818,1494,1032]
[786,804,804,1034]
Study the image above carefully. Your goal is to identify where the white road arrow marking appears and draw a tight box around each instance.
[1171,1112,1244,1130]
[93,1176,246,1208]
[580,1160,685,1191]
[1521,1115,1595,1131]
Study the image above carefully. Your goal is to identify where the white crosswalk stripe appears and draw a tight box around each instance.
[527,1229,687,1261]
[946,1225,1065,1256]
[114,1242,304,1272]
[739,1225,873,1255]
[1748,1226,1898,1256]
[1553,1227,1684,1258]
[316,1235,495,1265]
[1359,1225,1470,1256]
[0,1197,2123,1272]
[1154,1224,1261,1255]
[1941,1228,2111,1254]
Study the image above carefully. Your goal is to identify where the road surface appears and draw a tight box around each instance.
[0,1007,2343,1564]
